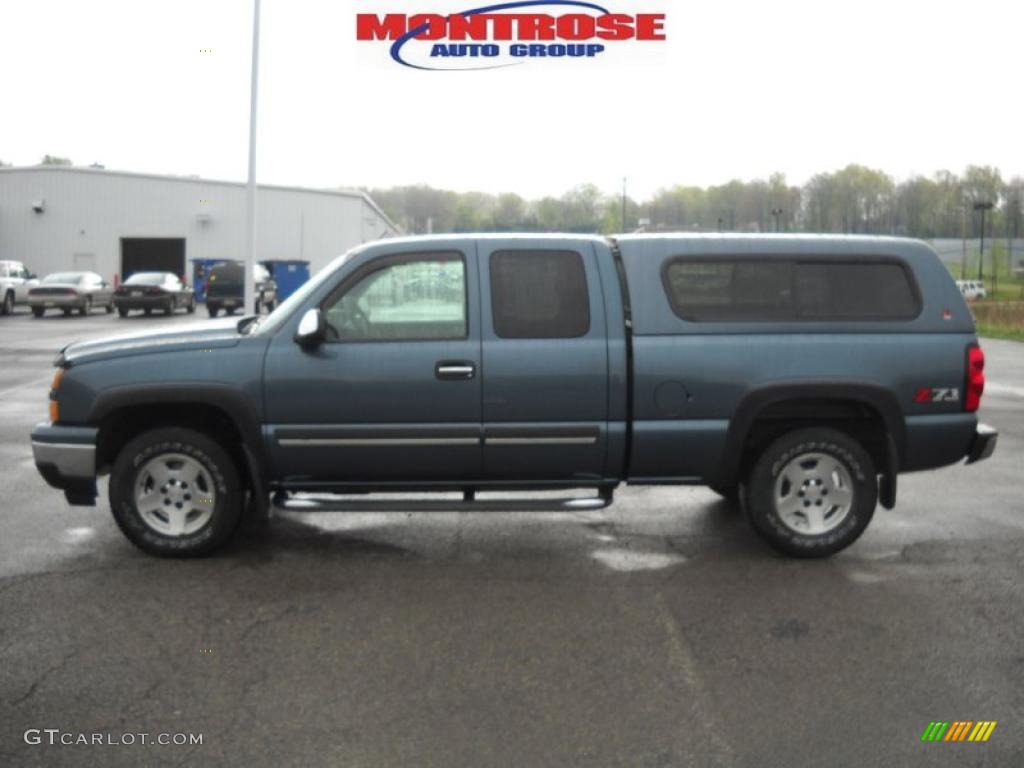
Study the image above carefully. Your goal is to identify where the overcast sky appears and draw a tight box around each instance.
[1,0,1021,200]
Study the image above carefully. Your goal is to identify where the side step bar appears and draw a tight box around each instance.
[272,489,614,514]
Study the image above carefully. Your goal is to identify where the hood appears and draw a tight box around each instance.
[60,317,248,366]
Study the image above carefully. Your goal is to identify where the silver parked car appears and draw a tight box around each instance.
[29,272,115,317]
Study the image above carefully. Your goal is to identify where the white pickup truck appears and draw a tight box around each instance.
[0,260,39,315]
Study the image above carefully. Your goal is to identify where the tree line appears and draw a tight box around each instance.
[367,165,1024,241]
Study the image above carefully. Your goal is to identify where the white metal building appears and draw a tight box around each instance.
[0,165,399,282]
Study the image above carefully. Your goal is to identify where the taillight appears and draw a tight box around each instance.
[965,344,985,412]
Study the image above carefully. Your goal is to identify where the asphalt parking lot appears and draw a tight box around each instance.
[0,307,1021,767]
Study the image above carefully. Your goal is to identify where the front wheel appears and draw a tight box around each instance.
[744,427,877,558]
[109,427,243,557]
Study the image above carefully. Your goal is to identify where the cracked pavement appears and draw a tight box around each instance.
[1,311,1022,767]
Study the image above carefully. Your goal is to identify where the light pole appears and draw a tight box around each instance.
[621,177,627,233]
[973,200,993,282]
[244,0,262,317]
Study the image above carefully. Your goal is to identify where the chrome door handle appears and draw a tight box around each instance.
[435,362,476,380]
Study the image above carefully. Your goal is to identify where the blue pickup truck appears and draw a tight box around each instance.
[31,234,997,558]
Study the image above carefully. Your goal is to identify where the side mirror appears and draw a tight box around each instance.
[294,308,326,347]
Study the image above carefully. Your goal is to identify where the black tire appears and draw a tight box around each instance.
[226,306,237,316]
[79,297,92,316]
[62,307,73,316]
[163,299,173,316]
[109,427,243,557]
[118,307,129,318]
[744,427,877,558]
[187,296,196,314]
[1,291,12,315]
[144,308,152,316]
[207,305,219,318]
[32,306,45,318]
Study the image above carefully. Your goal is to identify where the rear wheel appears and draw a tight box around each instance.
[207,304,219,318]
[109,427,243,557]
[186,296,196,314]
[1,291,13,315]
[32,306,45,318]
[744,427,877,558]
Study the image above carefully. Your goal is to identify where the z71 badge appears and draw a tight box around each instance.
[914,387,960,404]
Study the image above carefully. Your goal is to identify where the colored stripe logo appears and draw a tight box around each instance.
[921,721,997,742]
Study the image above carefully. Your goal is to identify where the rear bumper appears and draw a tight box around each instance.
[965,423,998,464]
[31,423,98,505]
[114,297,170,311]
[30,296,86,308]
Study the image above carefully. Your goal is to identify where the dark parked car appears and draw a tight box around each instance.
[205,261,277,317]
[114,272,195,317]
[32,234,996,558]
[30,272,115,317]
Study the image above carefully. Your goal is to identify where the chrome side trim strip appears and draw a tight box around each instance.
[485,437,597,446]
[278,437,479,447]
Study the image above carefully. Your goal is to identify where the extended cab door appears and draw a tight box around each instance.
[478,239,609,483]
[262,244,482,485]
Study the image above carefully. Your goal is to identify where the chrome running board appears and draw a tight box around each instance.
[271,489,613,513]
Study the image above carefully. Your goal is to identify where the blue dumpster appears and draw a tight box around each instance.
[263,260,310,301]
[190,258,230,303]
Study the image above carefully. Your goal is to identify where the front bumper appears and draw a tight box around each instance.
[31,423,98,505]
[965,423,998,464]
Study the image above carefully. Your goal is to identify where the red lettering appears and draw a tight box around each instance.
[356,14,408,41]
[409,14,449,40]
[556,14,595,40]
[635,14,666,40]
[595,14,636,41]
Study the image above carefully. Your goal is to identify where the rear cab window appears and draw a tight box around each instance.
[662,257,921,322]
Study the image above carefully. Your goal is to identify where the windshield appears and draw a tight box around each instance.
[124,273,167,286]
[43,272,84,284]
[248,248,362,336]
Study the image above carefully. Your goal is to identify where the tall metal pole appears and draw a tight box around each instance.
[244,0,261,316]
[977,206,986,282]
[621,177,627,233]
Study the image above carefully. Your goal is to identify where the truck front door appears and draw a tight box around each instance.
[263,246,482,485]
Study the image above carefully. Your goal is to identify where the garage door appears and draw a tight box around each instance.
[120,238,185,280]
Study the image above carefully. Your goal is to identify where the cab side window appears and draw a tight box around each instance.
[489,250,590,338]
[323,253,467,341]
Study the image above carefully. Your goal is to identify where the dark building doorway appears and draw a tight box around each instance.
[120,238,186,280]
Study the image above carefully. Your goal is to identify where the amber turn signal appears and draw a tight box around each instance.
[49,367,64,423]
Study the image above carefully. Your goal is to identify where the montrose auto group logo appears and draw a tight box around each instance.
[355,0,666,70]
